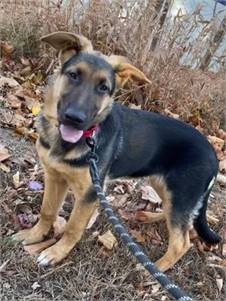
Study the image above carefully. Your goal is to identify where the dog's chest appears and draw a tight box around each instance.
[36,139,90,184]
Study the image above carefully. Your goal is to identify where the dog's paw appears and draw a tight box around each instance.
[37,241,70,266]
[12,224,48,245]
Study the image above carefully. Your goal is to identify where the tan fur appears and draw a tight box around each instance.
[107,55,151,87]
[59,49,77,65]
[14,138,96,264]
[146,175,191,271]
[34,142,97,264]
[149,175,171,204]
[97,95,113,116]
[14,168,69,245]
[43,75,66,126]
[64,147,88,160]
[156,225,191,272]
[67,61,91,74]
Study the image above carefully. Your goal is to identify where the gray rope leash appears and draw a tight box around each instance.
[86,138,194,301]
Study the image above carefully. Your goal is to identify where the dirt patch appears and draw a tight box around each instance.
[0,128,225,301]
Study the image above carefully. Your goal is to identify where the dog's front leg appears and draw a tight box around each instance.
[37,167,98,266]
[13,167,68,245]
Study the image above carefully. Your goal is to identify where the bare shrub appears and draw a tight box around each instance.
[0,0,225,133]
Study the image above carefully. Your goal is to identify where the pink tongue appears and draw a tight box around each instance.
[59,124,83,143]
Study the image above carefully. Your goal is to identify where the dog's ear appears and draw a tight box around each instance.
[41,31,93,64]
[107,55,151,87]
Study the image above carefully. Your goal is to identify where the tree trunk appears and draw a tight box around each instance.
[151,0,171,51]
[199,16,226,70]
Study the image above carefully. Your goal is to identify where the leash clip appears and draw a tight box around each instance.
[86,137,99,162]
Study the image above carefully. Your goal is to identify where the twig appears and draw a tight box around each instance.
[39,261,74,279]
[45,59,55,76]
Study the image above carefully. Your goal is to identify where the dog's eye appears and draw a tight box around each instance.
[97,83,109,94]
[68,72,79,81]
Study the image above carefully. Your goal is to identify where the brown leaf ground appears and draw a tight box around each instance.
[0,126,225,301]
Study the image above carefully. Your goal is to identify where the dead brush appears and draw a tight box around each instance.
[0,0,225,134]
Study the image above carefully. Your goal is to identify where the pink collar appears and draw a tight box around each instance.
[82,125,99,138]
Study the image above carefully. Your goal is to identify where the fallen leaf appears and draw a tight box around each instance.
[0,75,20,88]
[16,205,39,227]
[130,229,146,243]
[20,57,30,66]
[147,228,162,245]
[16,203,33,214]
[98,230,117,250]
[118,209,134,221]
[150,87,160,100]
[7,94,21,109]
[135,263,146,272]
[207,135,224,160]
[3,283,10,289]
[20,66,32,77]
[92,231,100,238]
[219,159,226,174]
[164,109,180,119]
[140,186,162,204]
[24,238,56,255]
[14,114,26,127]
[28,180,43,191]
[151,283,161,294]
[217,129,226,141]
[17,213,32,228]
[216,277,223,292]
[220,258,226,266]
[217,174,226,185]
[113,184,125,194]
[0,144,11,162]
[129,103,142,110]
[31,103,41,116]
[222,243,226,257]
[110,194,129,207]
[86,208,99,229]
[207,254,224,263]
[13,171,20,188]
[189,111,203,127]
[31,282,41,290]
[1,41,14,58]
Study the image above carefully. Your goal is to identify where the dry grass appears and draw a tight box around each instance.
[1,0,225,133]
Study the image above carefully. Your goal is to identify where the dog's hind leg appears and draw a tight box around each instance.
[155,218,191,272]
[13,168,68,245]
[148,176,191,272]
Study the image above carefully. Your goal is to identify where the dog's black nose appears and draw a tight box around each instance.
[64,108,87,125]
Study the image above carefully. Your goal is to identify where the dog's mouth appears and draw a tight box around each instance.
[59,124,84,143]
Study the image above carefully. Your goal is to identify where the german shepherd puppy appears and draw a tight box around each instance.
[13,32,221,271]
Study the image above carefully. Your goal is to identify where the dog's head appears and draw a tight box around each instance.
[41,31,150,143]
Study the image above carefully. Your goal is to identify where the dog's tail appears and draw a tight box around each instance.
[193,189,221,245]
